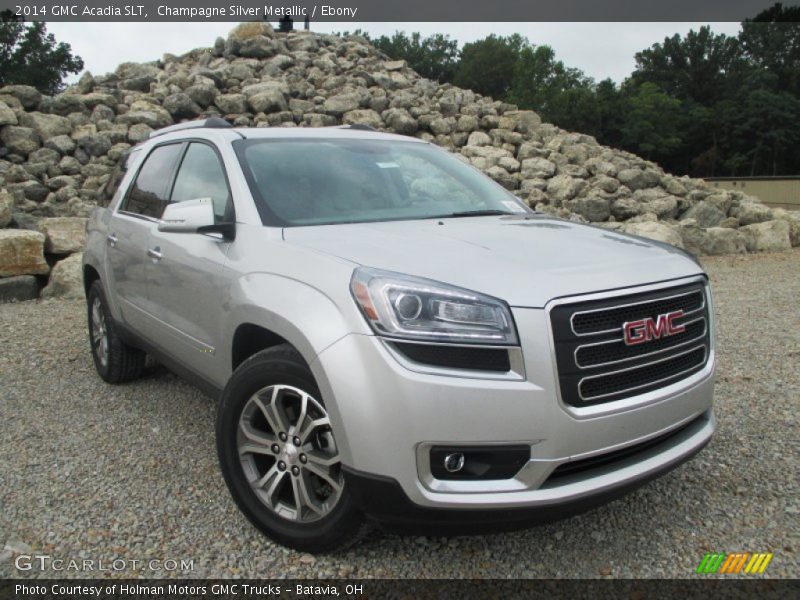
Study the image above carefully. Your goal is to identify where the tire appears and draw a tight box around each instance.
[216,344,367,553]
[87,280,146,383]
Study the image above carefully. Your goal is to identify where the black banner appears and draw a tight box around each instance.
[2,579,799,600]
[0,0,793,22]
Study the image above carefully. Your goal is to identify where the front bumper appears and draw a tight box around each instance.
[311,299,715,519]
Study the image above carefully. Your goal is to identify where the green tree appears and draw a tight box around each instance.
[620,83,683,162]
[372,31,459,82]
[740,2,800,96]
[454,34,526,98]
[0,12,83,95]
[508,44,599,135]
[632,26,746,107]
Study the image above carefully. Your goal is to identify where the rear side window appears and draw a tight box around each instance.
[170,143,232,223]
[102,150,137,207]
[122,143,183,218]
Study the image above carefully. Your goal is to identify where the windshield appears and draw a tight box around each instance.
[235,138,530,226]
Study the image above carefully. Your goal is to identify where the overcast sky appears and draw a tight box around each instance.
[47,21,743,85]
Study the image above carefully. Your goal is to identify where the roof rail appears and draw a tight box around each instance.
[339,124,378,132]
[149,117,232,139]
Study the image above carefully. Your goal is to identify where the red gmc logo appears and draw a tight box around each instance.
[623,310,686,346]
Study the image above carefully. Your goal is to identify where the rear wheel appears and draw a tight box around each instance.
[87,281,145,383]
[216,345,366,552]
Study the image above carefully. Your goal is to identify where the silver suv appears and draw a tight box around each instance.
[83,119,715,552]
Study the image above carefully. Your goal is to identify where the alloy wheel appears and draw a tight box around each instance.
[237,384,343,522]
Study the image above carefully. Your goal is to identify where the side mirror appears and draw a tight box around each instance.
[158,198,215,233]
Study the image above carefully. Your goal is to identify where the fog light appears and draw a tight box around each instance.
[443,452,465,473]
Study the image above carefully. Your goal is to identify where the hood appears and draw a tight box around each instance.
[282,215,704,307]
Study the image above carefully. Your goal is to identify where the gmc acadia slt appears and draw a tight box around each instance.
[83,119,715,551]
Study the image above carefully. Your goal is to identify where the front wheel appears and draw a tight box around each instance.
[216,345,366,552]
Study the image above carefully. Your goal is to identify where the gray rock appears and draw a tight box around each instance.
[429,117,456,136]
[0,85,41,109]
[521,158,556,179]
[78,133,112,157]
[42,252,84,299]
[610,197,642,221]
[342,109,382,129]
[617,168,660,191]
[163,93,202,119]
[1,126,41,157]
[0,275,39,303]
[37,217,88,254]
[248,90,288,114]
[384,60,406,71]
[19,112,73,141]
[679,200,726,227]
[214,94,247,115]
[703,227,748,255]
[384,109,417,135]
[623,222,684,249]
[563,195,611,222]
[739,220,792,252]
[466,131,491,146]
[0,229,49,276]
[323,93,361,116]
[735,201,773,226]
[185,83,218,108]
[546,175,585,204]
[0,101,17,126]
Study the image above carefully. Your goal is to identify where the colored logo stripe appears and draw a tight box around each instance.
[697,552,773,574]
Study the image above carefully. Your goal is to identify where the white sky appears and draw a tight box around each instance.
[47,21,743,85]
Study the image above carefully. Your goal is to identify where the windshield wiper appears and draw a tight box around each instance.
[435,209,514,218]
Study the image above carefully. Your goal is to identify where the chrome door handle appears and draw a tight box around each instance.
[107,234,118,247]
[147,247,163,260]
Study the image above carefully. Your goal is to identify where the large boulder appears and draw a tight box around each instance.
[739,220,792,252]
[0,85,41,110]
[734,201,773,226]
[617,168,660,191]
[623,222,684,249]
[37,217,88,254]
[680,200,726,228]
[0,101,17,126]
[163,93,202,120]
[42,252,84,299]
[0,126,41,157]
[0,275,39,303]
[520,157,556,179]
[563,195,610,222]
[18,112,73,141]
[0,230,49,276]
[703,227,748,255]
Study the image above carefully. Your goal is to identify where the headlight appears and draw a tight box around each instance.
[350,267,518,345]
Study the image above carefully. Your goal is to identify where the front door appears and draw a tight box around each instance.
[146,141,236,384]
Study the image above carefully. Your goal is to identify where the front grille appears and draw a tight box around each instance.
[550,282,710,406]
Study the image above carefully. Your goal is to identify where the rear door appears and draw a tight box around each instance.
[145,141,236,381]
[107,142,183,334]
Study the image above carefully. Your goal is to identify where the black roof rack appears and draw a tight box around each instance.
[341,124,378,132]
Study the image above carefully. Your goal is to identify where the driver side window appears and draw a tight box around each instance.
[170,143,233,223]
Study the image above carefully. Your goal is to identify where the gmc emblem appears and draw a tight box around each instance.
[623,310,686,346]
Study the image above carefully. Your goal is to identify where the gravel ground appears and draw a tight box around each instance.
[1,250,798,579]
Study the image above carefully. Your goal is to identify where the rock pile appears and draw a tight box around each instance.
[1,22,798,300]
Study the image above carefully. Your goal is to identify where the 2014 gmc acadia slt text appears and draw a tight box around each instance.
[83,119,715,552]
